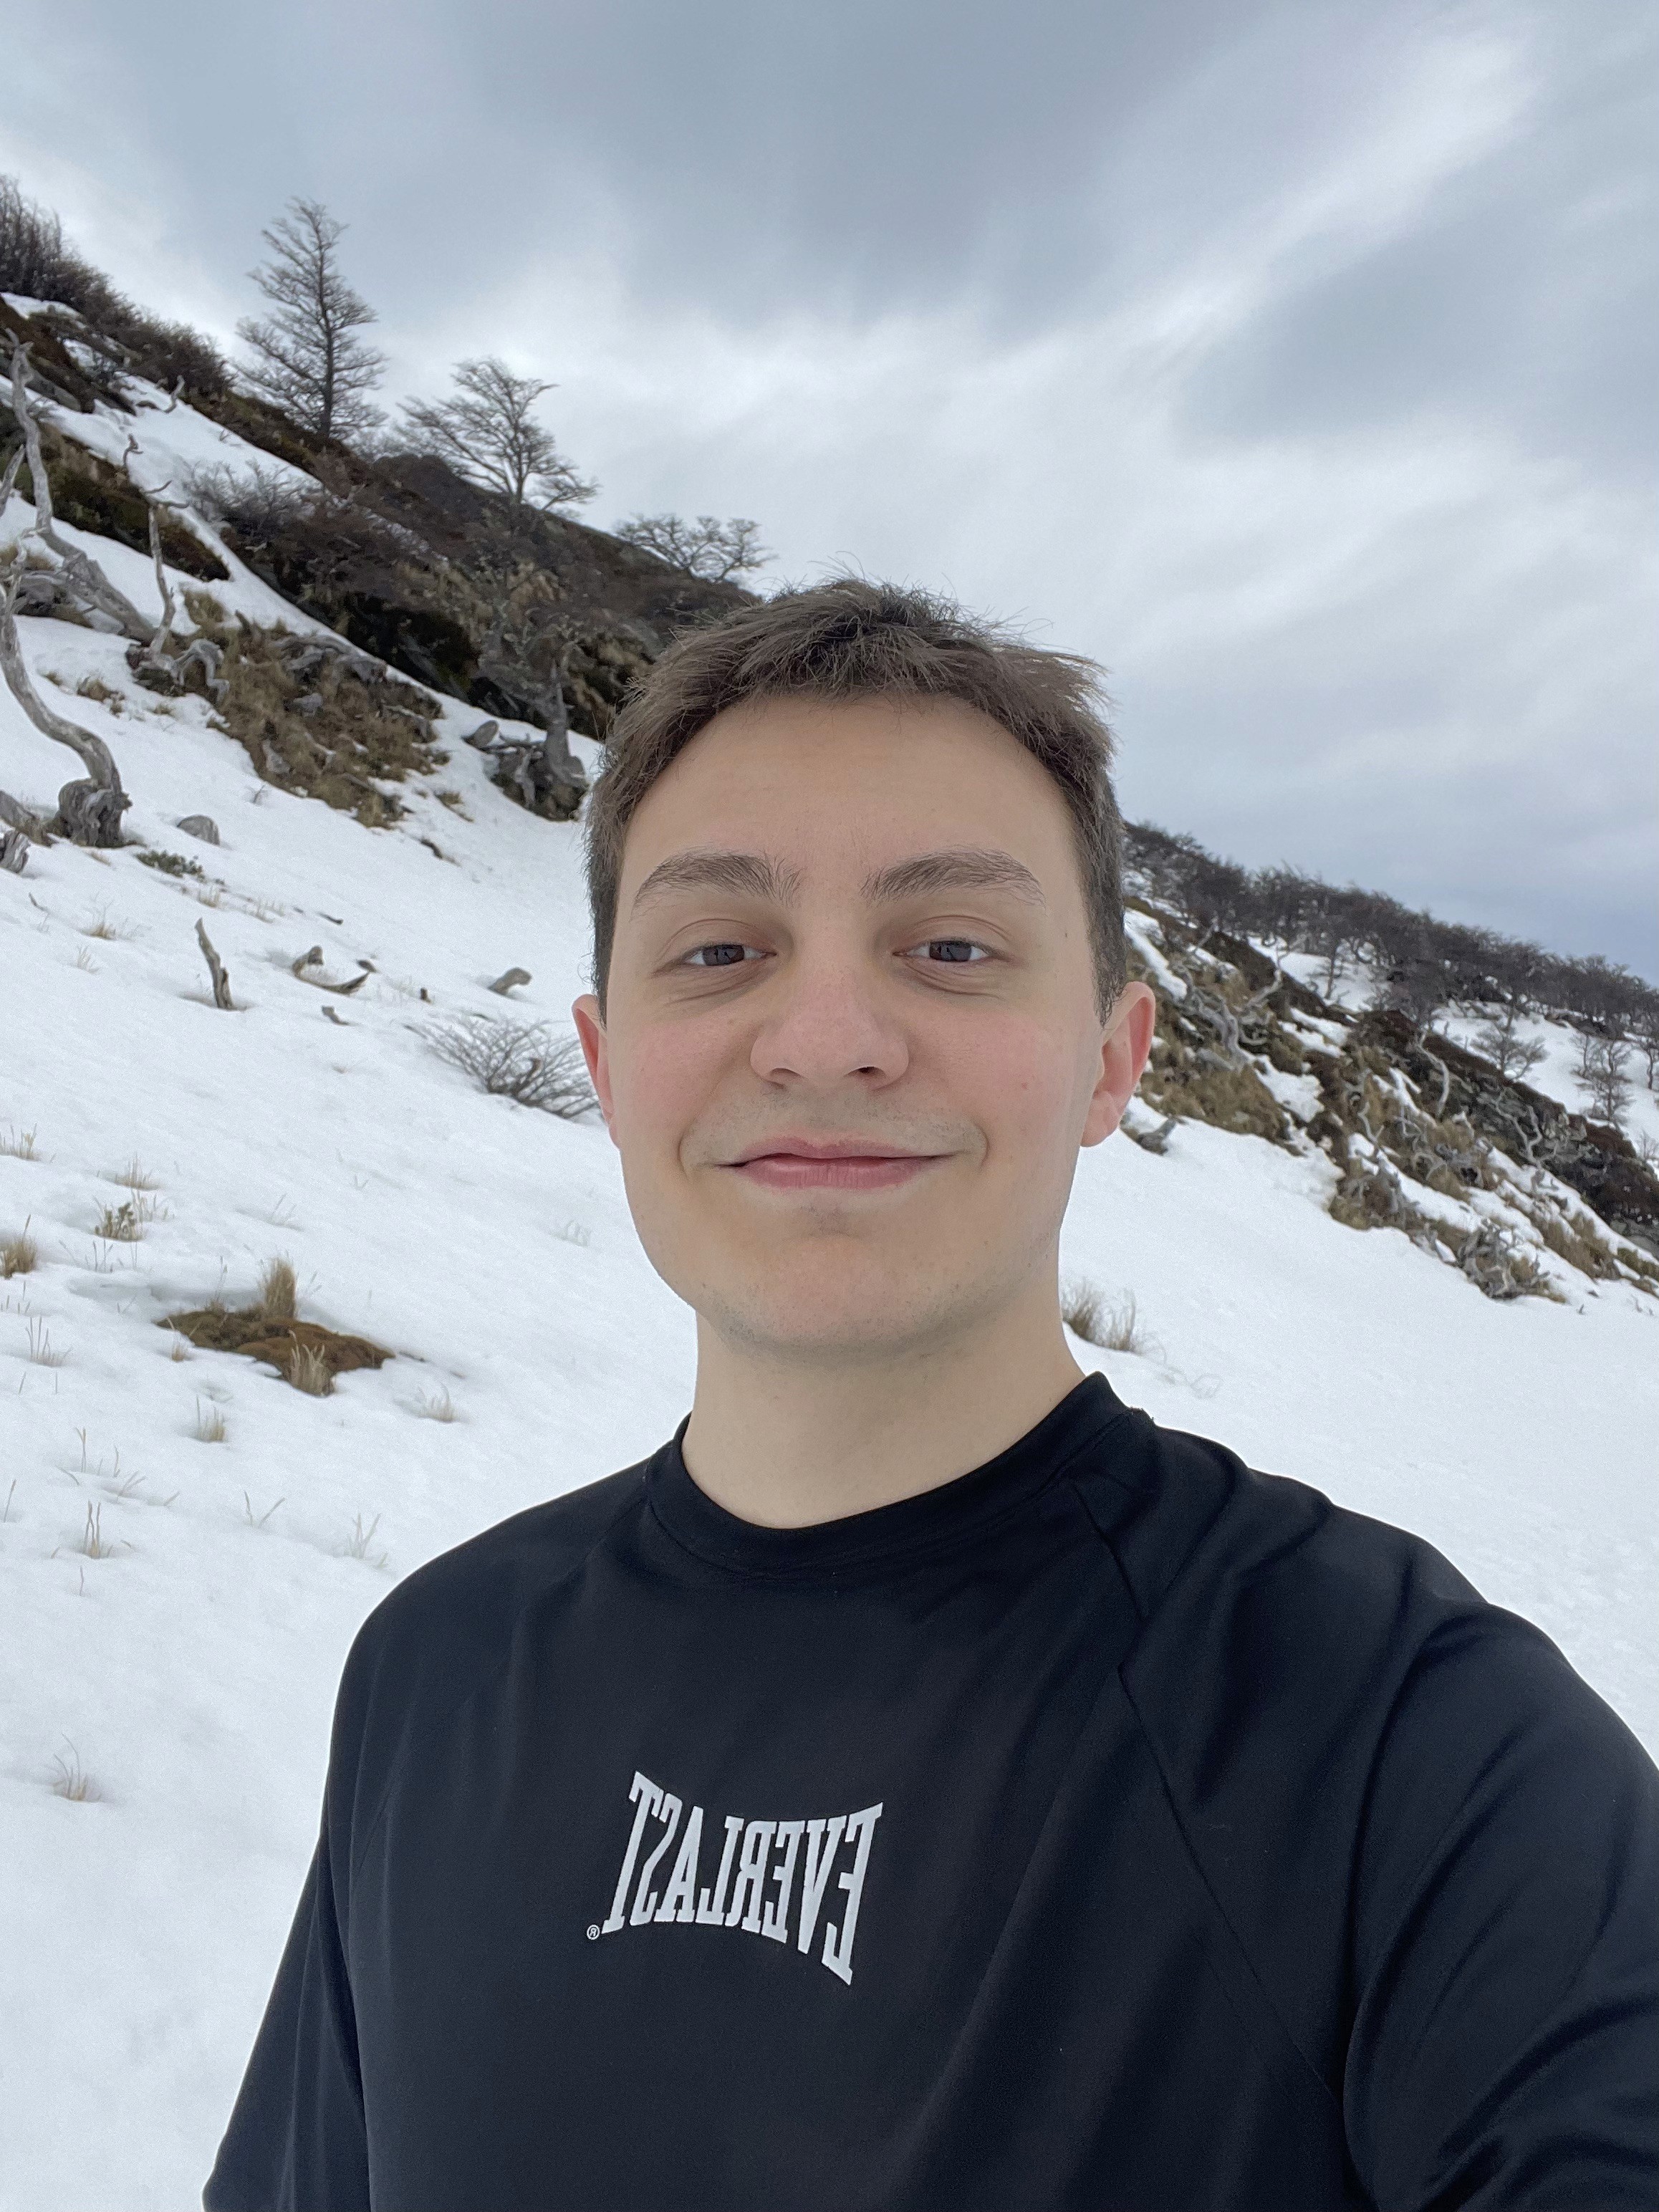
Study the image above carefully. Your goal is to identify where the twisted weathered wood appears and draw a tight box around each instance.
[7,344,149,641]
[0,567,131,845]
[196,920,234,1009]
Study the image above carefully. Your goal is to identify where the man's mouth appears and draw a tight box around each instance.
[724,1139,947,1192]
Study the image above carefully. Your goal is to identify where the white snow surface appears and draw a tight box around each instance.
[1,424,1656,2208]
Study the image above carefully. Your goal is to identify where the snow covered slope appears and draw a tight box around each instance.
[1,388,1655,2210]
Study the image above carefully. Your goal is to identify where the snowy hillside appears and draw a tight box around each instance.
[2,372,1657,2211]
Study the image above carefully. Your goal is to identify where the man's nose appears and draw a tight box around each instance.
[748,943,910,1087]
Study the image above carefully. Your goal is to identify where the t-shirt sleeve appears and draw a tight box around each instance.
[1345,1612,1659,2209]
[202,1813,369,2212]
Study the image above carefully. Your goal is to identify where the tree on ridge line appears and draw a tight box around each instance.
[237,198,386,446]
[615,511,769,582]
[400,357,596,511]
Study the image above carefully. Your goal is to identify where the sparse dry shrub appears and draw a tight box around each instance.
[0,1125,42,1160]
[1062,1279,1151,1354]
[1,1223,37,1277]
[138,848,206,880]
[421,1014,597,1118]
[94,1198,143,1242]
[1456,1222,1564,1303]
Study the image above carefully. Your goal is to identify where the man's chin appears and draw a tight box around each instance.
[696,1278,973,1366]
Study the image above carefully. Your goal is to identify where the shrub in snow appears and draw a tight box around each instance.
[420,1015,597,1120]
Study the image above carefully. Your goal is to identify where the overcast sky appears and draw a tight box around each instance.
[3,0,1653,973]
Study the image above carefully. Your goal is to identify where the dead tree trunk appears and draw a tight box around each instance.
[195,920,234,1009]
[0,442,43,844]
[0,569,131,846]
[7,345,150,642]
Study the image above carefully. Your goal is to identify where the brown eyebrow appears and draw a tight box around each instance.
[629,845,1046,916]
[630,850,804,913]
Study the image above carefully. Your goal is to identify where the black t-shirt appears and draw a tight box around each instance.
[206,1375,1659,2211]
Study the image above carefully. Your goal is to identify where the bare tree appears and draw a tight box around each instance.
[1577,1034,1632,1130]
[614,511,769,582]
[1471,1001,1548,1083]
[237,200,386,444]
[400,358,595,509]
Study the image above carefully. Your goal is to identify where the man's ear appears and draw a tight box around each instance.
[572,994,617,1143]
[1081,981,1157,1148]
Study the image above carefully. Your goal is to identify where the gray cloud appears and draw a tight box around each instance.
[1,0,1653,973]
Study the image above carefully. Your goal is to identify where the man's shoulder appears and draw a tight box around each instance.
[1080,1398,1489,1663]
[332,1458,653,1770]
[1086,1400,1650,1858]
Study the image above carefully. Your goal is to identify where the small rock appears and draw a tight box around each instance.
[176,814,221,845]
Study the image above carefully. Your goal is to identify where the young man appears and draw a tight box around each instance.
[208,581,1659,2211]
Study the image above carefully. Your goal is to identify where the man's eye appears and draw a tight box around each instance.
[908,939,988,965]
[685,943,754,968]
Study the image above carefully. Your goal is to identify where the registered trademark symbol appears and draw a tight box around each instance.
[587,1923,600,1941]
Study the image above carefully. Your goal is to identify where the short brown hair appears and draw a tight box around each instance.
[585,577,1126,1019]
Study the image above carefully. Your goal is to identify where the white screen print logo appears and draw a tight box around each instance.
[592,1769,883,1986]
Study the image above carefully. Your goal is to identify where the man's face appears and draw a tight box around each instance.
[573,696,1154,1364]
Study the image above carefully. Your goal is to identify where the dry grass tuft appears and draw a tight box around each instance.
[25,1316,66,1366]
[113,1158,160,1193]
[50,1747,99,1802]
[82,906,138,943]
[413,1385,456,1422]
[341,1511,388,1566]
[75,1502,117,1557]
[433,787,470,817]
[94,1198,144,1243]
[0,1125,42,1160]
[257,1255,298,1321]
[192,1398,227,1443]
[287,1342,332,1396]
[1,1223,37,1278]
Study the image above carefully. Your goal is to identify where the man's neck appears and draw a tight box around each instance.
[679,1291,1086,1529]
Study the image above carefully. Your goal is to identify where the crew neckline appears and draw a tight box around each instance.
[645,1370,1129,1582]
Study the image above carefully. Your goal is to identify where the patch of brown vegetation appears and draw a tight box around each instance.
[179,612,445,827]
[1130,946,1291,1146]
[158,1304,390,1395]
